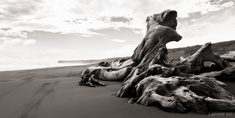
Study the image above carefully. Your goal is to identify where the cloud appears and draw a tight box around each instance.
[23,39,36,45]
[0,27,27,38]
[0,0,210,36]
[61,16,137,36]
[102,45,136,58]
[2,0,233,37]
[0,27,36,48]
[168,6,235,48]
[110,17,133,23]
[1,38,22,46]
[111,39,126,43]
[189,0,234,15]
[0,37,36,48]
[44,49,81,60]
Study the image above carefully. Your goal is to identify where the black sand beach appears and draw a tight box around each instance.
[0,65,234,118]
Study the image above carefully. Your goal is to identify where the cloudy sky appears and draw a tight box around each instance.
[0,0,235,64]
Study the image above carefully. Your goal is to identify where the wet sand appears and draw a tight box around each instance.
[0,65,234,118]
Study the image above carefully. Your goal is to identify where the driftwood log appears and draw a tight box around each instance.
[221,51,235,62]
[80,9,235,114]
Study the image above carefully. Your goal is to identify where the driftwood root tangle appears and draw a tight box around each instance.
[80,9,235,114]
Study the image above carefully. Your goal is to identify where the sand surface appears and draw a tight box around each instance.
[0,65,234,118]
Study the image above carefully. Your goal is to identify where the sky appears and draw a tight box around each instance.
[0,0,235,64]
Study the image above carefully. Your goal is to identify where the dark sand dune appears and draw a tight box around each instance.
[0,65,234,118]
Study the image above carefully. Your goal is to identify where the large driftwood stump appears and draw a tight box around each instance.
[80,9,235,114]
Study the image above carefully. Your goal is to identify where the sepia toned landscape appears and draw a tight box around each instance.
[1,0,235,118]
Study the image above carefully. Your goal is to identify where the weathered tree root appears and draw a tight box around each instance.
[131,75,235,113]
[79,75,106,87]
[221,51,235,62]
[176,42,231,74]
[80,9,235,114]
[117,64,179,97]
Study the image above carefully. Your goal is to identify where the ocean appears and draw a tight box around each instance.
[0,62,90,71]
